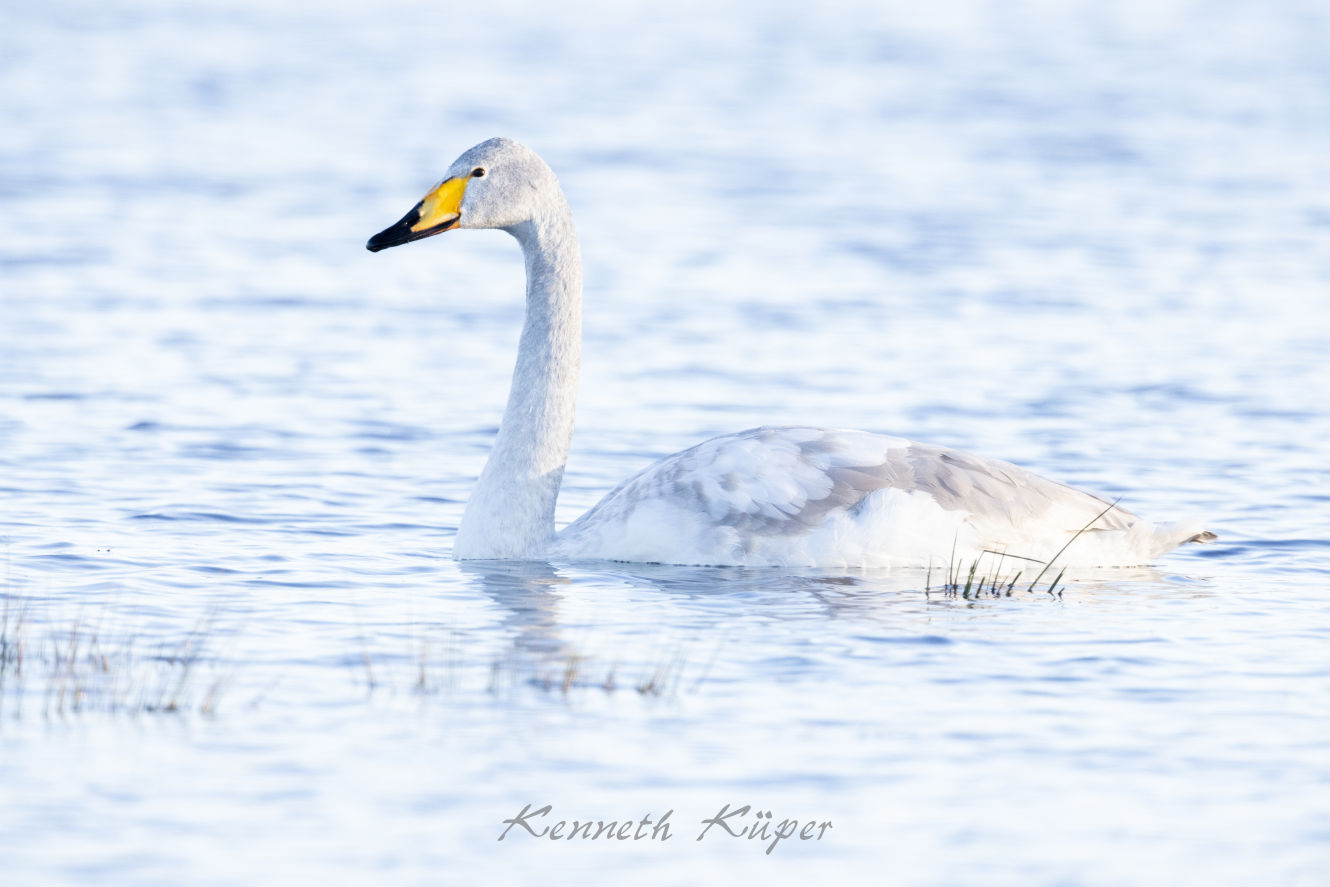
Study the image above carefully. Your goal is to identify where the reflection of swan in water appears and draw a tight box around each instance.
[798,564,1194,622]
[457,560,570,657]
[455,560,1203,696]
[457,561,1197,664]
[369,138,1215,569]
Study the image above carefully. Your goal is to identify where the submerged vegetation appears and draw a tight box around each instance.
[391,634,702,701]
[1,590,708,724]
[0,595,228,720]
[926,549,1066,600]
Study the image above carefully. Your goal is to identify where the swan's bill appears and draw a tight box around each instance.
[366,176,468,252]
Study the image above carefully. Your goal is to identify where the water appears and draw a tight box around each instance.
[3,0,1329,883]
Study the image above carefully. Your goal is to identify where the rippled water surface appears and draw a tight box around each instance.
[3,1,1329,884]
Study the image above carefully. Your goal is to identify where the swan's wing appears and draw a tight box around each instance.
[556,426,1135,564]
[898,441,1135,532]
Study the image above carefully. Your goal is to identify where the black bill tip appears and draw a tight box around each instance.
[366,203,421,252]
[366,203,459,252]
[366,226,405,252]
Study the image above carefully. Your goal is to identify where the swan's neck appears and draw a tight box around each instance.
[454,204,582,559]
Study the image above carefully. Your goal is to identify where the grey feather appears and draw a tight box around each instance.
[562,426,1138,543]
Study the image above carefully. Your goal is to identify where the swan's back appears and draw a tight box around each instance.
[554,426,1208,569]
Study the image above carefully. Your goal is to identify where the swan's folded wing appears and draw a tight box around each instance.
[901,443,1136,534]
[556,426,1135,563]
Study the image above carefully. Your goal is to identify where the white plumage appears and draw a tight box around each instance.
[555,426,1211,568]
[368,138,1214,568]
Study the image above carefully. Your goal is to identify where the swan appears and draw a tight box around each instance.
[367,137,1215,568]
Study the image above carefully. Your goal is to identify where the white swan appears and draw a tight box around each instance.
[368,138,1215,568]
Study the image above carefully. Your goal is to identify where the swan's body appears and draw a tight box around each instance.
[368,138,1214,568]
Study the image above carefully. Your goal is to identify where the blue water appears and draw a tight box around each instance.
[3,1,1329,884]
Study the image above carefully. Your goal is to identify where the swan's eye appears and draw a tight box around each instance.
[471,168,486,178]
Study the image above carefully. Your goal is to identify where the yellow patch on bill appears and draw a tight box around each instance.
[412,176,469,232]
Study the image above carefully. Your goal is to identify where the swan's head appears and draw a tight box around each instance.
[366,137,559,252]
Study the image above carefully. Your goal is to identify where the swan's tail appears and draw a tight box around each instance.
[1149,518,1217,555]
[1051,517,1216,567]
